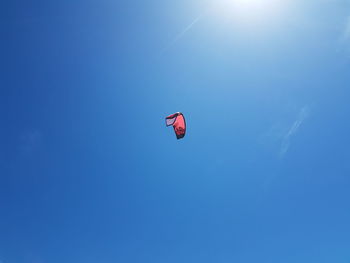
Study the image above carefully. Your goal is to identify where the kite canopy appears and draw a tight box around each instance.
[165,112,186,139]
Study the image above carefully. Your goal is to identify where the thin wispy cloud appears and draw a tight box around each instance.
[280,106,310,157]
[259,106,310,194]
[160,13,204,55]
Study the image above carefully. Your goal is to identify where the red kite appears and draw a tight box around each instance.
[165,112,186,139]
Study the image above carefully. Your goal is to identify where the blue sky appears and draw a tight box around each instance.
[1,0,350,262]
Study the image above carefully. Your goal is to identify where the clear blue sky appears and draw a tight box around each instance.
[1,0,350,262]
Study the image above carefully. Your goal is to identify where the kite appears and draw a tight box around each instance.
[165,112,186,139]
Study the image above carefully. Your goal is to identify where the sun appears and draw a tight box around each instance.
[222,0,266,8]
[212,0,285,24]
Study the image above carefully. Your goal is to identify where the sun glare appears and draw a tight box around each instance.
[222,0,266,8]
[212,0,285,25]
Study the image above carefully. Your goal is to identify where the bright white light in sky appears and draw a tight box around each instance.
[220,0,268,9]
[212,0,286,25]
